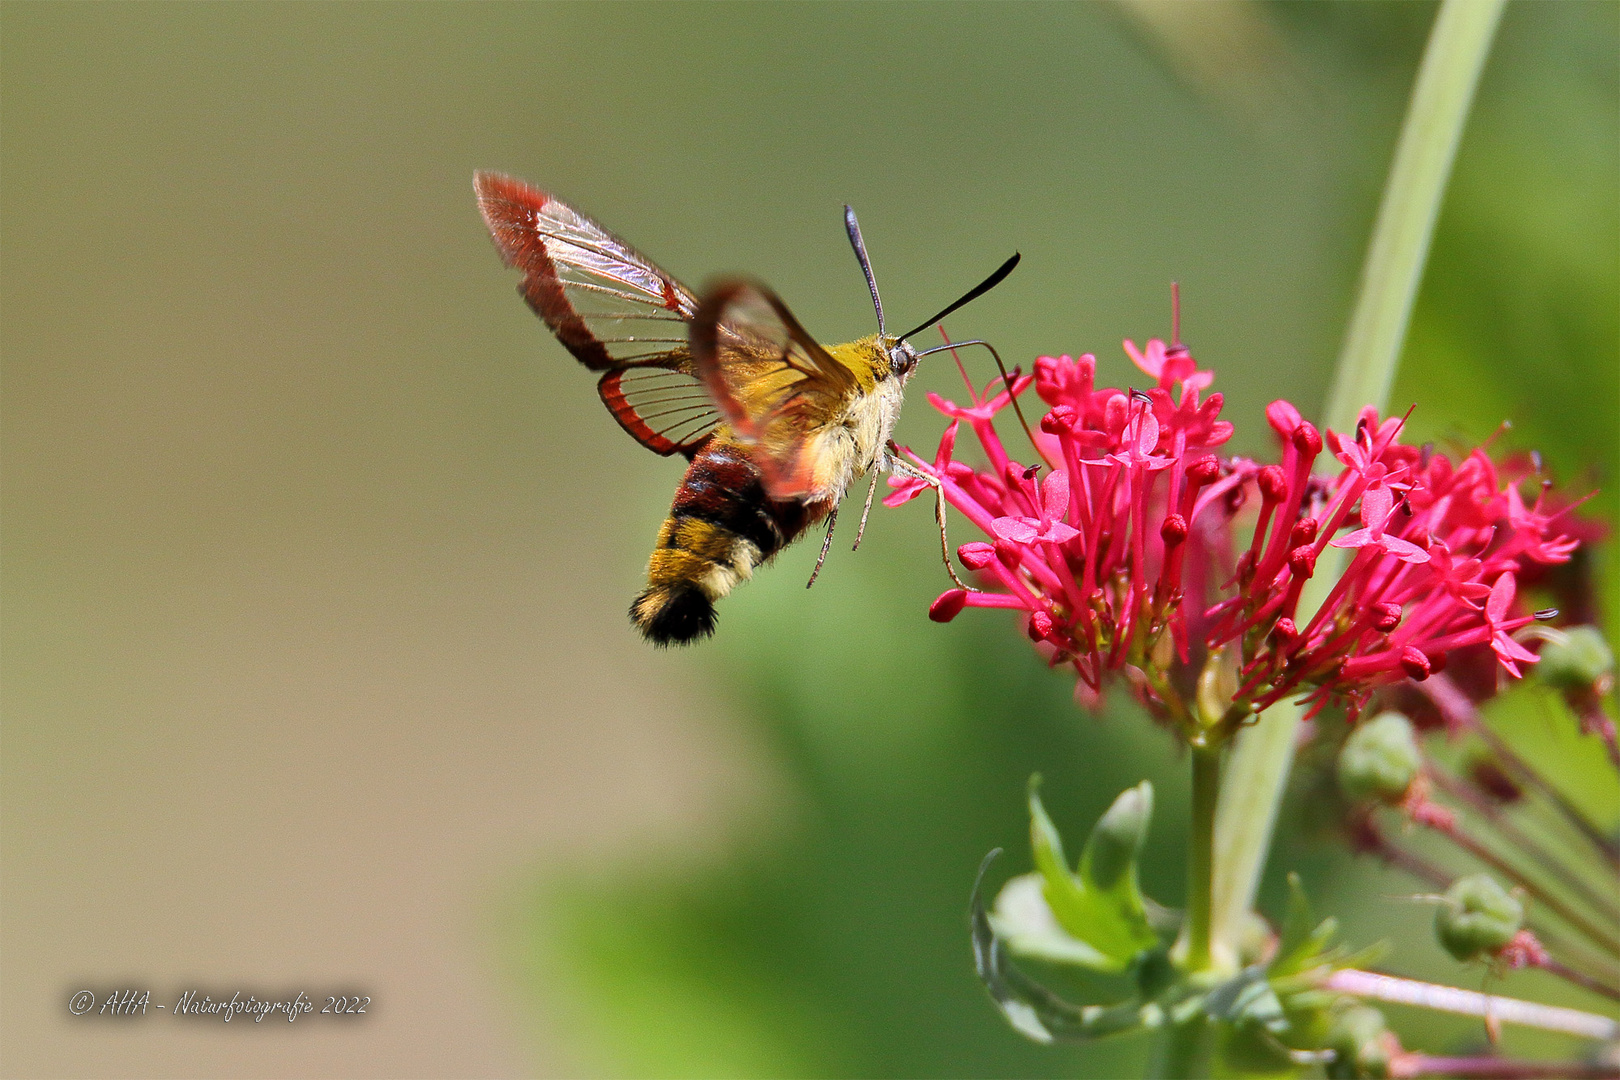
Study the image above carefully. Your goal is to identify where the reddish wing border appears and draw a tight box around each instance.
[475,172,718,456]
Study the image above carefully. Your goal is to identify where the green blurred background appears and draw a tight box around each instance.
[3,2,1614,1076]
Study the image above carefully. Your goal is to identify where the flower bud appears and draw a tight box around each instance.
[1537,626,1613,693]
[1257,465,1288,502]
[957,542,996,570]
[1326,1005,1391,1079]
[1159,514,1188,546]
[1027,610,1054,642]
[1265,399,1303,440]
[1337,711,1420,804]
[1292,421,1323,456]
[929,589,967,623]
[1188,455,1221,484]
[1040,405,1076,434]
[1435,874,1523,961]
[1290,519,1319,547]
[1288,546,1317,577]
[1398,646,1431,681]
[1270,617,1297,643]
[1371,603,1403,632]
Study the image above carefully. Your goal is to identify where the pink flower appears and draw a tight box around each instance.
[888,322,1583,728]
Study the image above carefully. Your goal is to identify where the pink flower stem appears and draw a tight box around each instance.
[1323,969,1619,1041]
[1423,759,1620,923]
[1351,814,1451,887]
[1536,955,1620,1005]
[1420,676,1620,868]
[1391,1053,1620,1078]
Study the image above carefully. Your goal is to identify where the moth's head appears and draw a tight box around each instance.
[887,337,920,381]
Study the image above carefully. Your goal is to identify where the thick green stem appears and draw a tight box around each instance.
[1149,1016,1211,1080]
[1320,0,1508,434]
[1210,0,1505,958]
[1186,741,1222,973]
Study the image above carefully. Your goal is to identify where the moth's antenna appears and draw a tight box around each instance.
[844,206,886,336]
[896,253,1021,343]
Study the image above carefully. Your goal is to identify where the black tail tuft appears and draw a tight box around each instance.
[630,584,717,646]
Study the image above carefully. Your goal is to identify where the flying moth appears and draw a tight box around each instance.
[474,172,1018,644]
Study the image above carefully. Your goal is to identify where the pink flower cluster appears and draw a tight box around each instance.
[888,336,1582,723]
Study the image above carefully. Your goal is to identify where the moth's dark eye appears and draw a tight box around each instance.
[889,347,914,377]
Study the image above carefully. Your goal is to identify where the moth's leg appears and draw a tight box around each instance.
[887,448,973,592]
[851,471,880,552]
[807,505,838,589]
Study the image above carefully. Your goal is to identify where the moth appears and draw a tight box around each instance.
[474,172,1017,644]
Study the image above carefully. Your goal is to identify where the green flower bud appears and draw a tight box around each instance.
[1337,712,1420,804]
[1435,874,1522,961]
[1326,1005,1390,1079]
[1538,626,1614,694]
[1082,781,1153,890]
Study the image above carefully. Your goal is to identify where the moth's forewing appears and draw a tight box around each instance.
[474,172,720,456]
[692,280,867,499]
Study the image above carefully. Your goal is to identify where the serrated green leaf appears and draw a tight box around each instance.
[1274,873,1315,969]
[970,851,1162,1044]
[1270,872,1341,979]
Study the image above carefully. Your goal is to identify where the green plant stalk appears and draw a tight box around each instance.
[1149,1016,1211,1080]
[1209,0,1505,959]
[1186,741,1222,973]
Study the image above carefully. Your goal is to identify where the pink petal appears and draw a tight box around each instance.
[1361,484,1393,530]
[1329,528,1376,550]
[882,479,925,508]
[991,517,1040,545]
[1134,410,1161,456]
[1379,535,1430,563]
[1124,338,1165,378]
[1041,469,1070,521]
[1037,520,1080,545]
[1494,632,1537,664]
[1487,572,1517,623]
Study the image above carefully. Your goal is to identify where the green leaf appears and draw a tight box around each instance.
[990,873,1117,970]
[1204,968,1287,1036]
[1027,775,1092,936]
[1274,874,1314,966]
[1271,876,1343,978]
[970,851,1162,1044]
[1027,778,1159,969]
